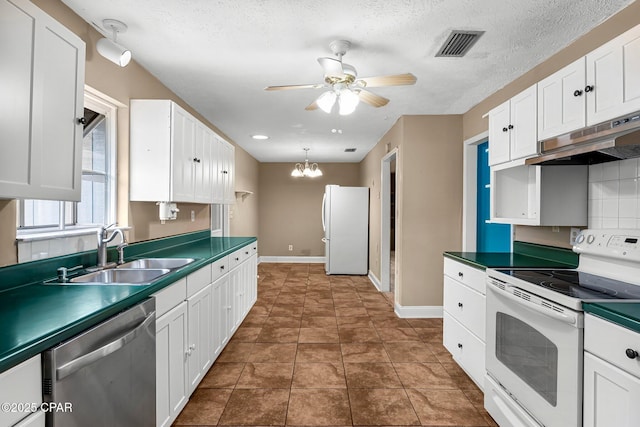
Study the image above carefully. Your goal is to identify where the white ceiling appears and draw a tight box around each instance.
[61,0,634,163]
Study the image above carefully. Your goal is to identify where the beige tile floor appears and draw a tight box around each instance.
[173,263,498,426]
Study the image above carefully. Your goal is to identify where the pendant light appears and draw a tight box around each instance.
[291,148,322,178]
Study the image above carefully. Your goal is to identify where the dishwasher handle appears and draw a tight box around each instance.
[56,311,155,380]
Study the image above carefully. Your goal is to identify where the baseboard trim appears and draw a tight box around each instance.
[394,304,443,318]
[368,270,382,291]
[259,256,325,264]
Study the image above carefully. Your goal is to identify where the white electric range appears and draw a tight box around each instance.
[484,229,640,427]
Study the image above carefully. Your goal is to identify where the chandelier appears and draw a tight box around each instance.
[291,148,323,178]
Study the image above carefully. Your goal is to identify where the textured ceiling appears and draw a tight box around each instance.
[61,0,634,162]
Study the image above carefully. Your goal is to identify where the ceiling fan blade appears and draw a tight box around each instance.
[358,89,389,107]
[317,57,344,77]
[265,83,323,91]
[305,100,319,111]
[357,73,417,88]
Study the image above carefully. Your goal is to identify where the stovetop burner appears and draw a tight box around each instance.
[497,269,640,301]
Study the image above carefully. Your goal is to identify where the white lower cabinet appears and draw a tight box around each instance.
[186,284,213,394]
[155,301,188,427]
[583,313,640,427]
[0,354,43,427]
[153,241,257,426]
[442,257,486,390]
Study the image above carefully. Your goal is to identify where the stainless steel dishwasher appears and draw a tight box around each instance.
[42,298,156,426]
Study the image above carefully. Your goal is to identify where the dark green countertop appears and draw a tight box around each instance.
[583,302,640,334]
[0,232,256,373]
[444,241,578,270]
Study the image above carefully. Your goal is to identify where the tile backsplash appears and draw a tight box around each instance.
[588,159,640,229]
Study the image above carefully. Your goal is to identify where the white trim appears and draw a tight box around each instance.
[394,303,443,318]
[368,270,382,291]
[259,256,325,264]
[462,131,488,252]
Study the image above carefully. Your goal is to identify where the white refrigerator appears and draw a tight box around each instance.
[322,185,369,275]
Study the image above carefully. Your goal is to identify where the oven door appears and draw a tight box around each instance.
[485,276,583,427]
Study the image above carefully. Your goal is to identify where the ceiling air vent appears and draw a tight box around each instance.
[344,148,356,152]
[435,30,484,57]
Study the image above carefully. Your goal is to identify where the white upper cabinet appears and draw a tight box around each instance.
[211,134,235,205]
[537,57,587,140]
[538,24,640,141]
[586,24,640,126]
[130,99,236,204]
[0,0,85,201]
[488,85,538,166]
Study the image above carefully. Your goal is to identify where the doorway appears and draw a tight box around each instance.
[381,148,398,300]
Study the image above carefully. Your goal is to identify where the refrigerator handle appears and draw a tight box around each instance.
[321,192,327,232]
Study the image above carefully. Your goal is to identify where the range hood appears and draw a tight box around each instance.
[526,111,640,165]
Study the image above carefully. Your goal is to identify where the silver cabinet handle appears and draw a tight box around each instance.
[56,311,155,380]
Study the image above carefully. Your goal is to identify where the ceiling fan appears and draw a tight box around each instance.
[265,40,417,115]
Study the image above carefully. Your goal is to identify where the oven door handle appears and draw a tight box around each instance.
[490,283,577,326]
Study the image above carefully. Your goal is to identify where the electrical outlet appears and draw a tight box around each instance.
[288,244,293,251]
[190,210,195,222]
[570,227,581,246]
[551,226,560,233]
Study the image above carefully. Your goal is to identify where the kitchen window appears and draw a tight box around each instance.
[16,90,117,254]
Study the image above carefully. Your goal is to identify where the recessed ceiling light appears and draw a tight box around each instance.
[331,128,343,134]
[252,134,269,140]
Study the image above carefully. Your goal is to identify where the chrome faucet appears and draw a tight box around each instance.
[97,224,127,268]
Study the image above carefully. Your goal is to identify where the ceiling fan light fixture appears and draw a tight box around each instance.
[317,91,337,113]
[338,89,360,116]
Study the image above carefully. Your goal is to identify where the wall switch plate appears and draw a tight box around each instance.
[288,245,293,251]
[551,226,560,232]
[570,227,581,246]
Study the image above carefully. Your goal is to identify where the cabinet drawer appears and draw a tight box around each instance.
[153,278,187,317]
[229,248,246,269]
[211,256,229,282]
[0,354,41,427]
[186,264,212,297]
[585,314,640,379]
[443,276,486,341]
[443,312,485,391]
[443,258,486,294]
[249,242,258,257]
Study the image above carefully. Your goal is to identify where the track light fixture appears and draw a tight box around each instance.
[97,19,131,67]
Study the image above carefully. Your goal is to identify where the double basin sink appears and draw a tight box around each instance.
[65,258,196,286]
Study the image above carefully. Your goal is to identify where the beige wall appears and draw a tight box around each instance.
[359,119,403,279]
[258,163,360,257]
[0,0,259,266]
[231,148,260,237]
[361,116,463,307]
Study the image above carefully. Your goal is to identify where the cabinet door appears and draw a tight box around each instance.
[537,57,586,140]
[220,141,235,204]
[0,0,84,201]
[171,104,196,202]
[509,85,538,160]
[193,124,213,203]
[488,100,511,166]
[229,266,243,331]
[211,275,227,358]
[156,302,188,427]
[586,24,640,125]
[584,352,640,427]
[210,134,224,204]
[187,285,212,394]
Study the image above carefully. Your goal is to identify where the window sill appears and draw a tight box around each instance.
[16,226,131,242]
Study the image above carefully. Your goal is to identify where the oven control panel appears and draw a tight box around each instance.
[574,229,640,261]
